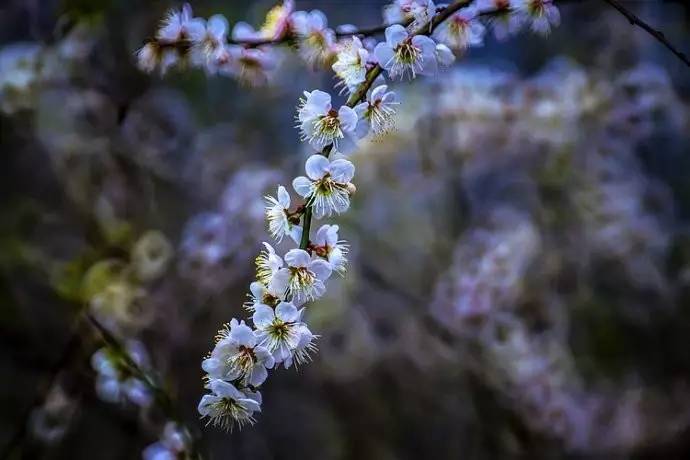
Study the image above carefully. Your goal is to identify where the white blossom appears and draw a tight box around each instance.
[354,84,399,137]
[514,0,561,35]
[253,302,315,365]
[374,24,438,80]
[198,379,262,430]
[156,4,205,43]
[142,422,189,460]
[202,319,275,387]
[313,224,349,275]
[477,0,523,41]
[297,90,359,152]
[433,5,486,51]
[332,36,369,94]
[265,185,301,243]
[291,10,336,68]
[254,242,284,286]
[260,0,295,40]
[435,43,456,67]
[292,154,355,219]
[383,0,436,28]
[270,249,332,304]
[189,15,231,72]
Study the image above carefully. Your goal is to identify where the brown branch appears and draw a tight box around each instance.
[601,0,690,67]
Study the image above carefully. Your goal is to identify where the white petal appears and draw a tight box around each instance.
[314,225,330,246]
[305,154,330,180]
[436,44,456,67]
[250,281,266,299]
[305,90,332,114]
[232,22,257,41]
[275,301,299,322]
[230,322,256,346]
[209,379,242,399]
[285,249,311,268]
[374,43,395,70]
[371,84,388,101]
[269,268,290,295]
[338,106,358,132]
[277,185,290,208]
[253,305,275,328]
[249,365,268,386]
[292,176,313,197]
[385,24,408,47]
[309,259,332,281]
[309,10,328,30]
[207,14,228,39]
[329,159,355,183]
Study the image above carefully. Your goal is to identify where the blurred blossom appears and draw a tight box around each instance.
[91,341,153,408]
[132,230,174,282]
[29,385,78,444]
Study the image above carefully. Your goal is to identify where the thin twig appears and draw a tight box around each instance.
[86,314,203,459]
[601,0,690,67]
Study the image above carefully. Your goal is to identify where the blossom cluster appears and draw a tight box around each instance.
[138,0,562,431]
[136,1,561,85]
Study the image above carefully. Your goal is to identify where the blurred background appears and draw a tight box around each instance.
[2,0,690,458]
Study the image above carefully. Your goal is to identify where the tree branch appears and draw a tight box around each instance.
[601,0,690,67]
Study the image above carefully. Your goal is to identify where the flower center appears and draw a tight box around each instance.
[268,320,291,340]
[396,40,421,65]
[289,266,316,289]
[229,346,256,374]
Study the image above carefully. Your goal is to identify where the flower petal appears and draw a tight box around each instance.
[275,301,299,322]
[292,176,312,197]
[374,43,395,70]
[385,24,408,47]
[309,259,332,281]
[253,304,275,328]
[305,154,330,180]
[277,185,290,208]
[329,159,355,183]
[284,248,311,268]
[338,106,358,132]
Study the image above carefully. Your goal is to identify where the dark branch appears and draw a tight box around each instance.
[601,0,690,67]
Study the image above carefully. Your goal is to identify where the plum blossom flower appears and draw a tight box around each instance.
[478,0,523,41]
[312,224,349,275]
[270,249,332,304]
[354,84,399,137]
[90,342,153,407]
[260,0,295,40]
[245,279,283,312]
[514,0,561,35]
[292,154,356,219]
[156,4,205,43]
[189,15,231,72]
[142,422,190,460]
[255,242,284,286]
[433,5,486,51]
[222,43,277,86]
[297,90,359,152]
[332,37,370,94]
[198,379,261,430]
[383,0,436,28]
[265,185,302,243]
[202,319,275,387]
[253,302,317,366]
[435,43,456,68]
[374,25,438,80]
[291,10,336,68]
